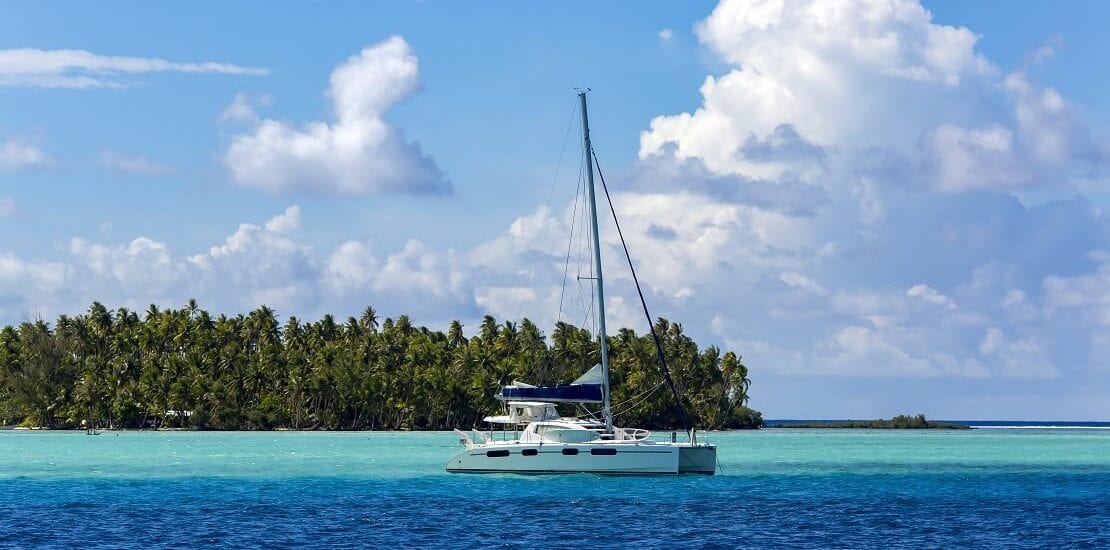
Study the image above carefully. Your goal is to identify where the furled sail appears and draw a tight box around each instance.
[498,364,604,403]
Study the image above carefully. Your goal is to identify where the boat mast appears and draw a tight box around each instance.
[579,91,613,432]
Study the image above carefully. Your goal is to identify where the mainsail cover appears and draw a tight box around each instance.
[499,364,604,403]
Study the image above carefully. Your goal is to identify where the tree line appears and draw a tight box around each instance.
[0,300,762,431]
[772,415,969,429]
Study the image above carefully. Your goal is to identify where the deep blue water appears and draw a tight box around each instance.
[1,430,1107,548]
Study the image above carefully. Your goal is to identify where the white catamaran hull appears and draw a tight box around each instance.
[446,442,715,475]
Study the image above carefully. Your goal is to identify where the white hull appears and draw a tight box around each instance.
[446,441,715,475]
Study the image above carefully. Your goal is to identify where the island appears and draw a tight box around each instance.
[770,414,970,429]
[0,301,763,432]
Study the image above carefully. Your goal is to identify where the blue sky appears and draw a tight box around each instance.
[2,0,1109,420]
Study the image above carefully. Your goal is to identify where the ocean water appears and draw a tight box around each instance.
[1,429,1107,548]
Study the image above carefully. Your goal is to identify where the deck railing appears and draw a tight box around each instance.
[614,427,651,441]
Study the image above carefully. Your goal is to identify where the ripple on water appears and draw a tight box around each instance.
[0,430,1107,548]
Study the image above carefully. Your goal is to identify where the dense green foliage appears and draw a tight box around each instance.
[0,301,761,431]
[772,415,969,429]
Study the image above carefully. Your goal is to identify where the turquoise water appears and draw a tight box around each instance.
[1,429,1108,547]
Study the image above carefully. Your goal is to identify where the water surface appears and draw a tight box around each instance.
[1,429,1107,548]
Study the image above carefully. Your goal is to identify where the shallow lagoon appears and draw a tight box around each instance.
[2,429,1107,548]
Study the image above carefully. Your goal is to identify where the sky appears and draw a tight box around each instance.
[2,0,1109,420]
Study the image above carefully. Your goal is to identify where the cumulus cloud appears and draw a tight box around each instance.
[0,208,318,318]
[617,0,1110,405]
[219,92,272,123]
[264,206,301,233]
[0,138,51,171]
[627,148,829,215]
[639,0,1104,194]
[0,48,267,89]
[0,204,482,327]
[223,36,450,196]
[658,28,674,42]
[924,124,1025,191]
[0,252,70,321]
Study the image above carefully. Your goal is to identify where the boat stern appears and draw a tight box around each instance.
[678,444,717,474]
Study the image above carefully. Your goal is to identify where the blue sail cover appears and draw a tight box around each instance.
[500,364,606,403]
[500,383,604,403]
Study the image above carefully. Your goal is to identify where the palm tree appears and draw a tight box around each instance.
[359,306,379,333]
[0,300,761,430]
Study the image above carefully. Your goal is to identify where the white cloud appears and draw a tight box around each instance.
[593,0,1110,400]
[780,271,826,295]
[373,240,469,300]
[0,252,71,321]
[0,48,267,89]
[324,237,474,320]
[0,208,320,317]
[1002,289,1026,308]
[324,240,380,293]
[639,0,1104,196]
[1043,262,1110,325]
[976,326,1055,378]
[0,197,13,217]
[98,150,172,176]
[223,36,449,196]
[219,92,272,123]
[641,0,994,180]
[925,124,1026,191]
[220,92,255,123]
[1002,70,1084,167]
[0,204,474,323]
[0,139,51,171]
[68,236,191,300]
[1027,37,1061,66]
[658,28,674,42]
[979,326,1004,355]
[907,283,958,310]
[264,206,301,234]
[1,0,1108,419]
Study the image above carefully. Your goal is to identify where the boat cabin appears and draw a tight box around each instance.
[481,401,560,425]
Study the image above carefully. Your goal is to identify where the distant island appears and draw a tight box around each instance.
[0,301,762,431]
[771,415,970,429]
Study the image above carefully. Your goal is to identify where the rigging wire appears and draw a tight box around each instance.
[575,403,602,423]
[556,154,584,326]
[591,148,693,438]
[610,381,665,419]
[610,380,664,410]
[581,177,597,337]
[513,98,579,323]
[571,132,596,339]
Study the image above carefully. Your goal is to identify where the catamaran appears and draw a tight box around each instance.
[445,92,717,475]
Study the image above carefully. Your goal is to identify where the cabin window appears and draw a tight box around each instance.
[522,449,538,457]
[486,450,510,458]
[562,448,579,456]
[590,448,617,456]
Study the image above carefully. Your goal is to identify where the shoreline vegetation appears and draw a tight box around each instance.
[0,301,762,432]
[771,415,970,429]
